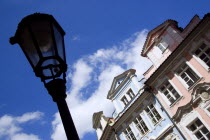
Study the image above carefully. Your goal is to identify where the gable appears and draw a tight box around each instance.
[107,69,136,100]
[114,76,126,90]
[147,28,164,48]
[141,20,178,57]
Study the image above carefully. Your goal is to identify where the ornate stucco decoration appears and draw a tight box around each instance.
[192,82,210,102]
[173,82,210,121]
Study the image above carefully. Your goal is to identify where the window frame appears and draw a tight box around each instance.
[175,62,200,89]
[159,80,181,106]
[121,96,129,106]
[145,104,162,125]
[204,103,210,117]
[187,118,210,140]
[123,126,137,140]
[157,40,168,53]
[193,43,210,71]
[126,89,135,100]
[133,115,149,136]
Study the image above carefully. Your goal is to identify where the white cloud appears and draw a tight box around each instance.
[51,113,66,140]
[16,111,43,123]
[0,111,44,140]
[11,133,41,140]
[70,59,93,96]
[51,30,152,139]
[72,36,80,41]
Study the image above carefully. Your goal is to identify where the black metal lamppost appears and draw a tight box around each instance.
[10,13,80,140]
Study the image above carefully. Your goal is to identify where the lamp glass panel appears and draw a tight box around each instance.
[41,58,60,77]
[19,26,40,67]
[53,24,65,61]
[31,20,56,58]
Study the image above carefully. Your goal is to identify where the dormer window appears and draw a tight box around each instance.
[121,96,129,106]
[157,40,168,53]
[127,89,135,99]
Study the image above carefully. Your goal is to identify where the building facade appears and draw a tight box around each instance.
[142,14,210,140]
[93,13,210,140]
[93,69,184,140]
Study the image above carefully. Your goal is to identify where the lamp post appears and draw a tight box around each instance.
[10,13,80,140]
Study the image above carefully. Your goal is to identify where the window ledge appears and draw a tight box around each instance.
[188,77,204,91]
[153,118,165,129]
[140,131,151,139]
[170,96,183,108]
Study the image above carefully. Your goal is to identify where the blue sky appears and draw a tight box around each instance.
[0,0,209,140]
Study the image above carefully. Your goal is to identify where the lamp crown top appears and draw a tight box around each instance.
[10,13,65,45]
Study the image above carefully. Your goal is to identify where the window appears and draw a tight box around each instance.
[127,89,135,99]
[157,41,168,52]
[194,44,210,68]
[176,63,199,88]
[160,81,180,105]
[123,126,136,140]
[145,104,162,125]
[121,96,129,106]
[134,116,149,135]
[188,119,210,140]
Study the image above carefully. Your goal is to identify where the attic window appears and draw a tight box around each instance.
[157,40,168,53]
[121,96,129,106]
[126,89,135,99]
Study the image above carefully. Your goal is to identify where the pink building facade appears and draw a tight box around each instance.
[142,14,210,140]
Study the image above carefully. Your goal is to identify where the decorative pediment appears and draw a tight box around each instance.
[107,69,136,100]
[114,77,126,90]
[141,20,178,57]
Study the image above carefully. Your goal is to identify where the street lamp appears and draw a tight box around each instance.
[10,13,79,140]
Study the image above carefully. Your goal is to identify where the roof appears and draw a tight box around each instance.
[107,69,136,100]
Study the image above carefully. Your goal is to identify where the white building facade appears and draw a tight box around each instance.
[93,69,184,140]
